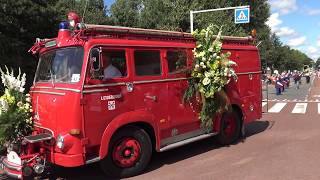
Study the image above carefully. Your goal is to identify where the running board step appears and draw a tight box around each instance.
[159,132,218,152]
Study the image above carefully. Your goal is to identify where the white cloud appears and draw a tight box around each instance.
[287,36,307,47]
[269,0,297,15]
[317,37,320,47]
[307,46,317,54]
[266,13,282,30]
[306,46,320,60]
[266,13,296,38]
[274,27,296,37]
[307,9,320,16]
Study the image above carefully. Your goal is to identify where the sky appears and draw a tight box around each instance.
[266,0,320,60]
[104,0,114,9]
[103,0,320,60]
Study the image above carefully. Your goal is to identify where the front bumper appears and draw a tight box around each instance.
[0,156,23,179]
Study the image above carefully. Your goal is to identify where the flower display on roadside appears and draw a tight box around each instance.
[0,66,33,150]
[184,25,237,130]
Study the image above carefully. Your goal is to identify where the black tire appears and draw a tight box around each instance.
[100,126,152,178]
[216,110,241,145]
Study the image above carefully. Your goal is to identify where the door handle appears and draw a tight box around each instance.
[145,95,157,102]
[126,82,134,92]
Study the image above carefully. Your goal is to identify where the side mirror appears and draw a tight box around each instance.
[90,48,101,71]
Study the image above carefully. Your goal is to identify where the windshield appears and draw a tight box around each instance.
[35,47,84,83]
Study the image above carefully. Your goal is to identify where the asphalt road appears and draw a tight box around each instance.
[2,76,320,180]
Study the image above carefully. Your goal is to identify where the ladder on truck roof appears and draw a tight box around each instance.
[82,24,254,44]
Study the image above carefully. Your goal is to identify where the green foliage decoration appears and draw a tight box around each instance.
[0,66,33,151]
[184,25,237,131]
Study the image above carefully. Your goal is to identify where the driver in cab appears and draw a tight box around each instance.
[102,53,122,80]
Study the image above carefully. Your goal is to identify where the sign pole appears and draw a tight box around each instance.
[190,5,250,33]
[190,10,194,33]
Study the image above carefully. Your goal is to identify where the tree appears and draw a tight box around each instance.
[0,0,58,92]
[0,0,108,92]
[315,58,320,70]
[109,0,142,27]
[54,0,109,25]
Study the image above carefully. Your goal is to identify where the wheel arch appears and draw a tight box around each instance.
[99,111,159,160]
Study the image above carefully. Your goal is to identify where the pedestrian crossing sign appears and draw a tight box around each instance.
[235,8,250,24]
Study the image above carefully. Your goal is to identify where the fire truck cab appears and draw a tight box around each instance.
[0,21,261,179]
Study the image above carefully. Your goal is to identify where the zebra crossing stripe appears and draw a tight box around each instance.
[268,103,287,113]
[262,102,267,107]
[292,103,307,114]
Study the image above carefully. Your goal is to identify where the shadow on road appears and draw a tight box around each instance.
[245,120,270,138]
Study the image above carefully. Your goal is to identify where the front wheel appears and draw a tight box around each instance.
[216,110,241,145]
[100,126,152,178]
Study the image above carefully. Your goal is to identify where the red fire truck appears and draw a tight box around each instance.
[0,18,261,179]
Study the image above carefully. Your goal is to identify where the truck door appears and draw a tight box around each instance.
[83,48,133,149]
[130,49,170,140]
[164,50,200,138]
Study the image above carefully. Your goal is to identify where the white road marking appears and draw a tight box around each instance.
[292,103,308,114]
[318,103,320,114]
[262,102,267,107]
[313,95,320,98]
[268,103,287,113]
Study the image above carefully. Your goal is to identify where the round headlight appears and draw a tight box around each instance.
[56,134,64,149]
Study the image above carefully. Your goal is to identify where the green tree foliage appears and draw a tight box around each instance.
[0,0,107,92]
[315,58,320,70]
[55,0,109,24]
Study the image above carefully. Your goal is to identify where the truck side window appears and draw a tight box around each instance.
[134,50,161,76]
[102,50,127,80]
[167,50,187,74]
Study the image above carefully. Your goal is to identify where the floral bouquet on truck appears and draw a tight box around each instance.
[184,25,237,130]
[0,67,33,153]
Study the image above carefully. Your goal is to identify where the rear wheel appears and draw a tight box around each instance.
[100,126,152,178]
[216,110,241,145]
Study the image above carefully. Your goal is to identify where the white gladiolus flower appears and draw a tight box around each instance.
[0,99,9,112]
[19,87,25,93]
[26,97,31,102]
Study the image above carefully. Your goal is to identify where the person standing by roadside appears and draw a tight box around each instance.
[293,71,301,89]
[275,75,283,95]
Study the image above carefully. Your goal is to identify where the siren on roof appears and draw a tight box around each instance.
[59,21,69,30]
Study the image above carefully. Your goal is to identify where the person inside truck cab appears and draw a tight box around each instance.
[102,53,122,79]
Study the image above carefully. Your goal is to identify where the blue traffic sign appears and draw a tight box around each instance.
[235,8,250,24]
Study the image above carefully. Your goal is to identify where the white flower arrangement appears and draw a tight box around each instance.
[0,66,33,150]
[184,25,237,129]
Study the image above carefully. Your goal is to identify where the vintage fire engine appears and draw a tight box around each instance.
[0,13,262,179]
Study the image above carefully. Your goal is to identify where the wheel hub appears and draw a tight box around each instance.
[112,138,141,168]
